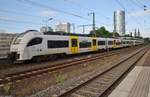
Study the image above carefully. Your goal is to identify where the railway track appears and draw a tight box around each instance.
[0,47,132,86]
[48,47,148,97]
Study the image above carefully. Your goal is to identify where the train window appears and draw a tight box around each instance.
[108,41,113,45]
[27,37,42,47]
[92,39,96,46]
[71,39,78,47]
[98,41,105,45]
[47,40,69,48]
[79,41,91,48]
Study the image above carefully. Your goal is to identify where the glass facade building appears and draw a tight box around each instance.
[114,10,125,36]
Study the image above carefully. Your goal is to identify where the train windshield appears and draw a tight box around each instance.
[13,32,26,45]
[13,30,38,45]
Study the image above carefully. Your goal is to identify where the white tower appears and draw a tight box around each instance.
[114,10,126,36]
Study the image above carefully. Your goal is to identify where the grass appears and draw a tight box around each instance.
[55,74,67,85]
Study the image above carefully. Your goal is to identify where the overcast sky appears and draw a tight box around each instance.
[0,0,150,37]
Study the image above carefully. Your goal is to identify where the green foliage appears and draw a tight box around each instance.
[113,32,120,37]
[144,37,150,43]
[55,74,67,85]
[124,34,130,37]
[90,26,119,38]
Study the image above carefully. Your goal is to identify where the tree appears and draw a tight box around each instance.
[112,32,120,37]
[144,37,150,43]
[90,26,112,37]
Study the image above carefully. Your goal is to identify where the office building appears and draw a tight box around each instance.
[114,10,126,36]
[55,22,71,32]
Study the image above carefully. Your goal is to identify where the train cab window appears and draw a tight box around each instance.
[92,39,96,46]
[27,37,43,47]
[13,38,22,44]
[98,41,105,45]
[71,39,78,47]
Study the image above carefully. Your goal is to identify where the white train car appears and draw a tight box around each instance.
[10,30,113,61]
[134,39,144,45]
[114,38,122,48]
[97,38,107,50]
[10,30,144,62]
[106,38,114,49]
[122,39,133,47]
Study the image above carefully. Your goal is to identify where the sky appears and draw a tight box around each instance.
[0,0,150,37]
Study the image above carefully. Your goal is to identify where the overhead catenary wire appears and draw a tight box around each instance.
[0,9,66,24]
[0,9,71,27]
[15,0,113,32]
[0,17,42,24]
[63,0,113,32]
[130,0,144,9]
[17,0,90,21]
[135,0,146,7]
[63,0,111,20]
[0,9,43,18]
[115,0,126,11]
[126,0,139,11]
[114,0,142,32]
[0,19,41,32]
[0,24,33,30]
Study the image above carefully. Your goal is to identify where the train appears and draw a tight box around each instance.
[9,30,144,62]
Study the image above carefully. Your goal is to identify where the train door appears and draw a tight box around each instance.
[70,36,78,54]
[113,40,116,48]
[92,38,97,51]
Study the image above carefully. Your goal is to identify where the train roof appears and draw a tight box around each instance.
[43,31,91,37]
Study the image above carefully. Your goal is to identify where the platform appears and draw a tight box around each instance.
[109,49,150,97]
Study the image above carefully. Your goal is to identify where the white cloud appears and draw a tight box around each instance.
[128,9,150,17]
[39,10,56,17]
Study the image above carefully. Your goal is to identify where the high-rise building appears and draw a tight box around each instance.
[55,22,71,32]
[130,32,132,37]
[114,10,125,36]
[138,28,140,37]
[134,28,137,37]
